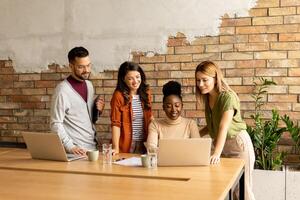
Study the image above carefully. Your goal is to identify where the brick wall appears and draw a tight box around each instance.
[1,0,300,161]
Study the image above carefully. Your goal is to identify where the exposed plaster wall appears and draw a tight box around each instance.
[0,0,256,72]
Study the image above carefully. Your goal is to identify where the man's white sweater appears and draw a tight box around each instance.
[50,79,97,152]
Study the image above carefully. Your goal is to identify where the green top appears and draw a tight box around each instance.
[205,90,246,139]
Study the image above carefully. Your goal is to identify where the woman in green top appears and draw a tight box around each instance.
[195,61,255,200]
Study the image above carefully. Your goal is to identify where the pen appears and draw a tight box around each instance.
[115,158,126,162]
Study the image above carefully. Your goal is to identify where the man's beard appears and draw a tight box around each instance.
[75,72,90,80]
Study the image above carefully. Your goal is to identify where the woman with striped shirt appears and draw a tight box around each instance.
[111,61,153,154]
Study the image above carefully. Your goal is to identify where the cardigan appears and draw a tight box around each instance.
[50,79,97,152]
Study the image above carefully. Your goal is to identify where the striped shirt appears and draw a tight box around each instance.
[131,95,144,141]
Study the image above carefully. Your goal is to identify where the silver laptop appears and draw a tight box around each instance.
[157,138,212,166]
[22,131,85,162]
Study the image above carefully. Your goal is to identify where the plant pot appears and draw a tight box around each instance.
[286,165,300,200]
[252,168,285,200]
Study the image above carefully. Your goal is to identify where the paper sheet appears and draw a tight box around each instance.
[113,157,142,167]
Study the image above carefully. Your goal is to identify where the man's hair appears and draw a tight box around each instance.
[68,47,89,63]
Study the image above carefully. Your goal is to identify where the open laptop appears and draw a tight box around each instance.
[22,131,86,162]
[157,138,212,166]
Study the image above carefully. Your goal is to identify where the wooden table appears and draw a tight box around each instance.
[0,149,245,200]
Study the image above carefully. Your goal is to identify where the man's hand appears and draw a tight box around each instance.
[70,146,87,156]
[96,97,105,114]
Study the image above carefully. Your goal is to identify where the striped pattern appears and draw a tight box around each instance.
[131,95,144,141]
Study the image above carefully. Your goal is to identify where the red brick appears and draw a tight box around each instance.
[20,102,46,109]
[289,68,300,76]
[225,77,242,85]
[253,16,283,25]
[221,18,252,27]
[249,8,268,17]
[166,47,174,54]
[166,55,192,63]
[14,81,34,88]
[0,116,17,123]
[0,68,15,74]
[222,52,253,60]
[0,88,22,95]
[266,85,288,93]
[170,71,194,78]
[103,80,117,87]
[281,0,300,7]
[18,116,48,123]
[236,60,266,68]
[35,80,56,88]
[289,86,300,93]
[220,35,248,44]
[155,63,180,71]
[288,50,300,58]
[249,34,278,42]
[41,73,61,81]
[191,37,219,45]
[268,94,297,102]
[254,51,287,59]
[193,53,221,61]
[267,59,300,67]
[279,33,300,41]
[34,109,50,116]
[90,72,114,80]
[95,88,115,95]
[267,24,300,33]
[214,61,236,69]
[273,77,300,85]
[175,46,204,54]
[0,80,13,88]
[140,55,165,63]
[230,86,255,93]
[21,88,46,95]
[29,124,49,131]
[7,123,28,130]
[206,44,233,52]
[255,0,279,8]
[236,26,267,34]
[256,68,287,76]
[226,69,255,77]
[219,27,235,35]
[235,43,269,51]
[263,102,291,110]
[271,42,300,50]
[185,111,204,118]
[167,38,189,47]
[91,80,102,87]
[19,74,41,81]
[269,7,296,16]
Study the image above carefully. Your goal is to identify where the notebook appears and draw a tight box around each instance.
[157,138,212,166]
[22,131,86,162]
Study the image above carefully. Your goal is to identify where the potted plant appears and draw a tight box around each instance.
[246,78,285,200]
[282,115,300,200]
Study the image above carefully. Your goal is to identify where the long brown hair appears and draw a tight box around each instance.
[195,61,232,106]
[116,61,151,109]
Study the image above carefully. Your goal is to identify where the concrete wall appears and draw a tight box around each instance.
[0,0,256,72]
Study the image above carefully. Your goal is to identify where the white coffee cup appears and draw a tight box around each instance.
[87,150,99,162]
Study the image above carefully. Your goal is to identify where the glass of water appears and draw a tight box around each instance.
[147,147,158,169]
[102,143,112,165]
